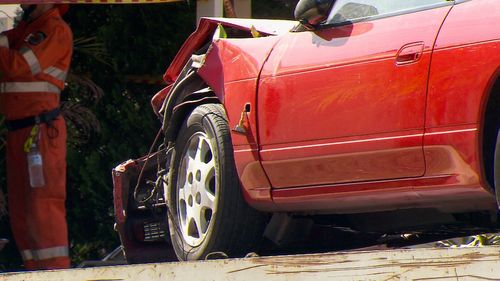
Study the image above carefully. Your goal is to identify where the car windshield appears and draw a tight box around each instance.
[326,0,449,25]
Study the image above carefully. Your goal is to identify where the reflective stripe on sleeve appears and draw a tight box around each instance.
[44,66,68,81]
[0,82,61,94]
[20,246,69,261]
[0,35,9,48]
[20,46,41,75]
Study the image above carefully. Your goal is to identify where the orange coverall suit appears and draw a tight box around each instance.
[0,7,72,270]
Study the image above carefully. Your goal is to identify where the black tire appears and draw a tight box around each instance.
[166,103,264,261]
[495,130,500,207]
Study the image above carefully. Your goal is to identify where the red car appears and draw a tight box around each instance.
[113,0,500,262]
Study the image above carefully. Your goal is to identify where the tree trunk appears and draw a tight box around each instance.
[223,0,237,18]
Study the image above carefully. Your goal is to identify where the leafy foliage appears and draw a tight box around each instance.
[253,0,298,19]
[63,3,196,265]
[436,234,500,248]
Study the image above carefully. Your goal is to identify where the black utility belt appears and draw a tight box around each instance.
[5,108,61,132]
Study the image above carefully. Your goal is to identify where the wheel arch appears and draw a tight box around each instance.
[480,68,500,192]
[162,69,223,144]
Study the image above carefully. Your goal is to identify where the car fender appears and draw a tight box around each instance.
[198,35,283,100]
[196,36,284,211]
[158,19,294,211]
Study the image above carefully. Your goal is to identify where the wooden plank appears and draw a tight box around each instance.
[1,246,500,280]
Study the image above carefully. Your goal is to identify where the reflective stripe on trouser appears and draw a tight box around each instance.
[20,248,70,270]
[21,246,69,261]
[0,81,61,94]
[7,118,69,270]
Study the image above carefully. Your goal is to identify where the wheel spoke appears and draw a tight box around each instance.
[178,172,192,213]
[178,186,187,202]
[190,205,203,236]
[200,160,215,186]
[182,204,193,230]
[200,155,215,175]
[182,175,193,194]
[184,154,196,178]
[194,137,205,163]
[191,142,199,163]
[200,186,215,210]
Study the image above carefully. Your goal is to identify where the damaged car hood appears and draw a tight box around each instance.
[163,17,298,84]
[202,17,298,36]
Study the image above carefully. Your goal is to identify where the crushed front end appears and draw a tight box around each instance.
[112,150,176,263]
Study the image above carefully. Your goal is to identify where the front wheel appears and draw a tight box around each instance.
[166,103,264,261]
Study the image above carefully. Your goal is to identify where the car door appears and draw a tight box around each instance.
[257,0,453,189]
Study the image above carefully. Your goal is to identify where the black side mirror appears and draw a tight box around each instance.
[294,0,336,28]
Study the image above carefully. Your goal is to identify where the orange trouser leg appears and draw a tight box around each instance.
[37,257,70,269]
[7,125,33,269]
[7,118,70,270]
[23,260,37,270]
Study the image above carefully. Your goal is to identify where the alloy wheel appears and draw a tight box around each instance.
[177,132,218,247]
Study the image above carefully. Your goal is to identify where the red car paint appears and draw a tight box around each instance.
[202,0,499,214]
[118,0,500,220]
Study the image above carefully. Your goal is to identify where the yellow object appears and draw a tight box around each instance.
[232,106,248,135]
[213,23,228,41]
[250,25,261,38]
[23,124,40,153]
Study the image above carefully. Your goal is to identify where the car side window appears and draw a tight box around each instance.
[326,0,449,25]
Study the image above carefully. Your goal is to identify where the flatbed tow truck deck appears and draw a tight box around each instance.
[1,246,500,281]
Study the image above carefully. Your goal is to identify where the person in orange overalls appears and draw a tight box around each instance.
[0,4,72,270]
